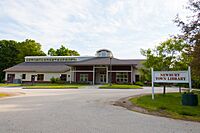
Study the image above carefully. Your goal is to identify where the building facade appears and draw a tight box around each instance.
[4,49,144,84]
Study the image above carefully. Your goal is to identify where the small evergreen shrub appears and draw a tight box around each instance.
[135,81,144,86]
[50,77,61,83]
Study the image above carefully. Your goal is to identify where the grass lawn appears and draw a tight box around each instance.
[0,83,87,89]
[99,84,142,89]
[22,83,86,89]
[130,93,200,122]
[23,86,79,89]
[0,83,22,87]
[0,93,10,97]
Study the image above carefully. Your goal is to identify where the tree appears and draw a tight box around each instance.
[48,45,80,56]
[0,39,46,82]
[140,38,192,93]
[0,40,19,82]
[48,48,56,56]
[174,0,200,88]
[16,39,46,63]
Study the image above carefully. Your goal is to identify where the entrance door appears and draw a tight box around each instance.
[100,74,106,83]
[31,75,35,82]
[7,74,15,83]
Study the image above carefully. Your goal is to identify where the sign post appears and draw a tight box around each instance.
[151,66,192,100]
[151,68,154,100]
[188,66,192,92]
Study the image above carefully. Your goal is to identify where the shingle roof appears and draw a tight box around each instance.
[4,62,70,72]
[4,57,145,72]
[67,57,145,66]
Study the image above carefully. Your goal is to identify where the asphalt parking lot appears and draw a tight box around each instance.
[0,86,199,133]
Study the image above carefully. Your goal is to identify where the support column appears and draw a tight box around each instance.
[131,66,133,83]
[106,66,108,83]
[70,67,72,84]
[93,66,95,85]
[74,67,76,83]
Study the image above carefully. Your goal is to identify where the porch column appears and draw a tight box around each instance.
[74,67,76,82]
[131,65,133,83]
[93,66,95,85]
[106,66,108,83]
[70,67,72,84]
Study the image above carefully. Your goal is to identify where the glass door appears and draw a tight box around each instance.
[100,74,106,83]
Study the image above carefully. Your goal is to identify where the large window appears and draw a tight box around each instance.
[135,75,140,82]
[7,74,15,82]
[80,74,88,82]
[37,74,44,81]
[60,74,67,81]
[116,72,128,83]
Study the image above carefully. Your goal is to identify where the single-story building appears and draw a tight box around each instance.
[4,49,145,84]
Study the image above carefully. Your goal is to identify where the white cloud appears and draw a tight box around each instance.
[0,0,189,59]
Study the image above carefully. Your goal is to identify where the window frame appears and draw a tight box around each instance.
[116,72,128,83]
[60,74,67,81]
[37,74,44,81]
[80,74,88,82]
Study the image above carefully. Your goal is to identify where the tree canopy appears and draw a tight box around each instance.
[0,39,46,82]
[140,38,192,81]
[174,0,200,88]
[48,45,80,56]
[17,39,46,63]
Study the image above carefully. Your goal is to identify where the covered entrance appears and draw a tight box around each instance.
[94,67,108,84]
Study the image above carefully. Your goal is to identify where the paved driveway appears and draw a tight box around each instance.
[0,86,199,133]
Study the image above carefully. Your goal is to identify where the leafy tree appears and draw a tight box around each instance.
[174,0,200,88]
[48,48,56,56]
[48,45,80,56]
[0,39,46,82]
[16,39,46,63]
[140,38,192,93]
[0,40,19,82]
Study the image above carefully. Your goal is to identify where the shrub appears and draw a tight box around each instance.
[50,77,56,83]
[50,77,61,83]
[135,81,144,86]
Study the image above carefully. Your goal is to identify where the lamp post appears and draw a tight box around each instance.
[109,53,113,86]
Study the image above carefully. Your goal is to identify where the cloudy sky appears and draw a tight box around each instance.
[0,0,189,59]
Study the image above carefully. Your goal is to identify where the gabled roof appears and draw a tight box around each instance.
[4,57,145,72]
[4,62,70,73]
[67,57,145,66]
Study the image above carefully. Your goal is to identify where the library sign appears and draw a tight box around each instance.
[153,71,189,83]
[151,67,192,100]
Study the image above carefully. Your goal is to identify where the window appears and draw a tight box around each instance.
[80,74,88,82]
[22,74,26,79]
[60,74,67,81]
[135,75,140,82]
[7,74,15,82]
[116,72,128,83]
[37,74,44,81]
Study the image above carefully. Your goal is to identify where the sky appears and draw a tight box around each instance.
[0,0,189,59]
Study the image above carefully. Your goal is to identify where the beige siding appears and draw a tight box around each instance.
[5,72,75,82]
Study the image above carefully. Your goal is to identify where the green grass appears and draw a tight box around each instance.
[22,83,86,89]
[99,84,142,89]
[0,93,10,97]
[130,93,200,121]
[22,83,85,87]
[0,83,22,87]
[23,86,78,89]
[0,83,86,88]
